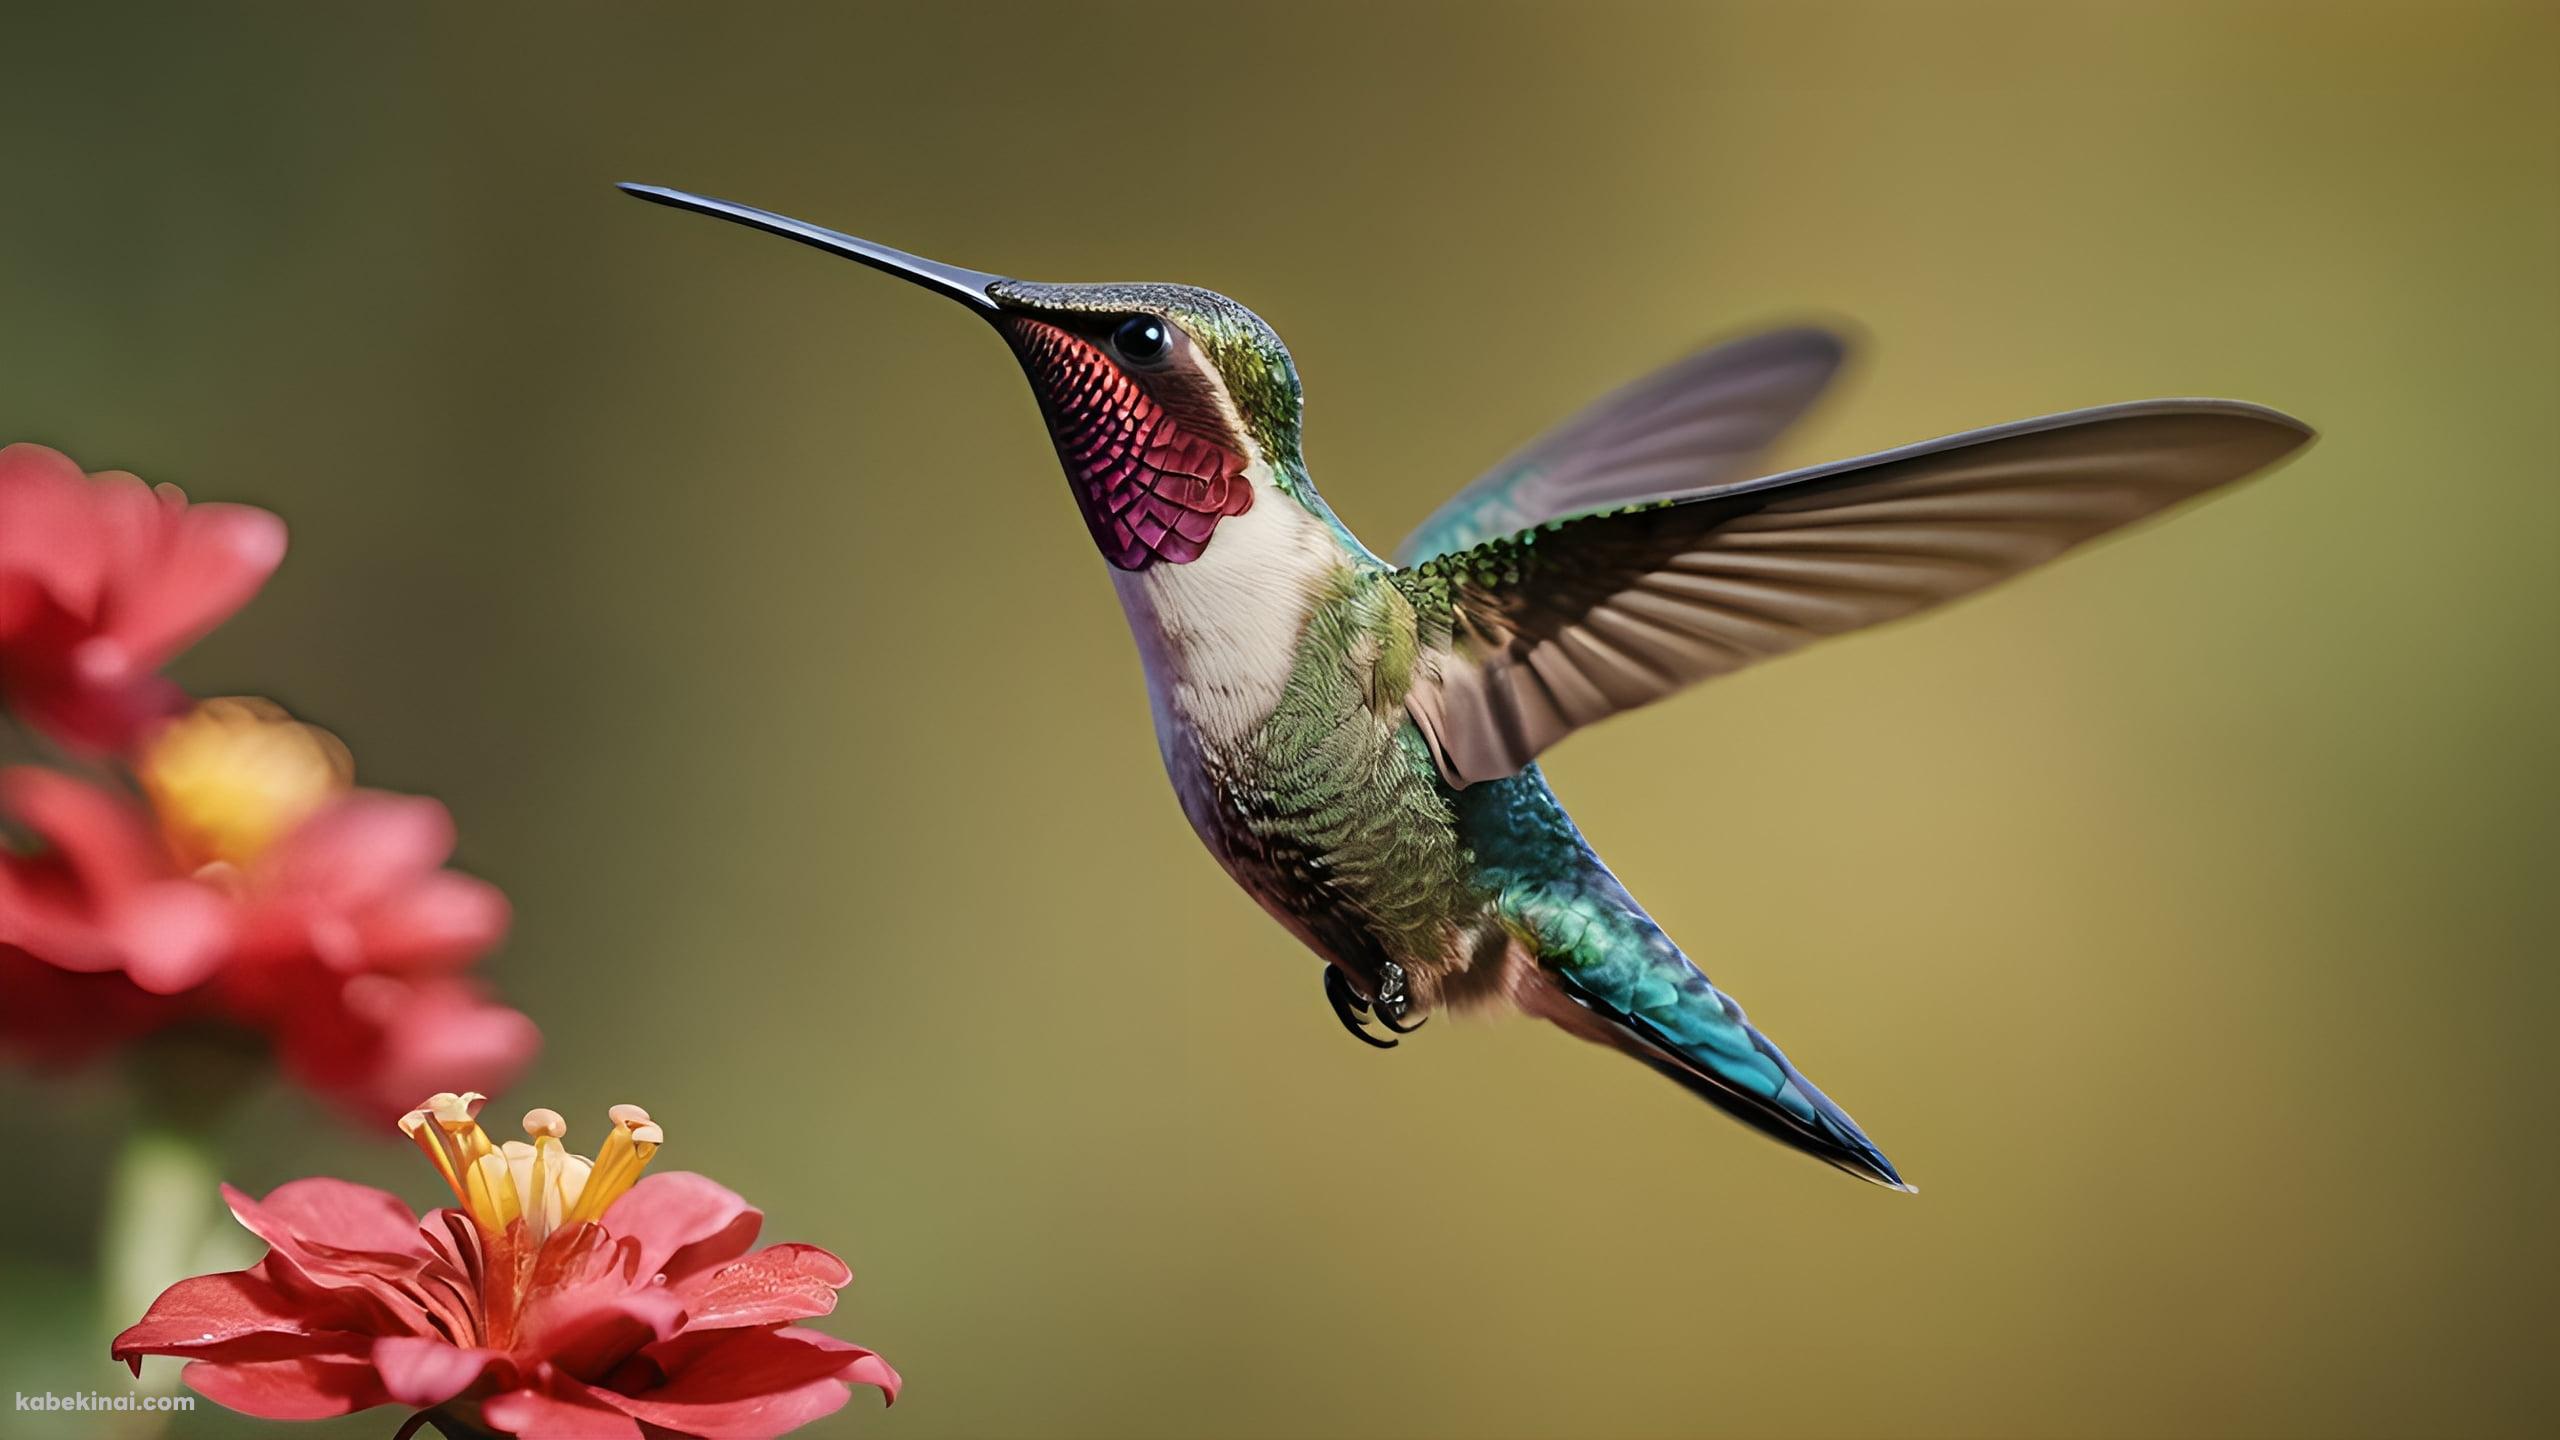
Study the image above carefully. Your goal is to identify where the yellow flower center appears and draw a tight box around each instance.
[399,1093,664,1243]
[137,697,352,872]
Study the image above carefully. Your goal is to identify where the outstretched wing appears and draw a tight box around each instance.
[1395,400,2314,788]
[1392,326,1849,566]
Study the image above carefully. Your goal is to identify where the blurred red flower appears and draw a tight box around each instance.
[0,699,534,1118]
[114,1095,900,1439]
[0,442,286,754]
[0,942,181,1065]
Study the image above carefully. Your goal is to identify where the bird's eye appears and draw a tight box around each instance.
[1112,315,1170,363]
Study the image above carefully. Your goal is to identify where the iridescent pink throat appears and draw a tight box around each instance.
[1004,319,1252,569]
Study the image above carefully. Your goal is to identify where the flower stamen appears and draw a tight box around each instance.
[403,1095,660,1239]
[468,1151,522,1231]
[397,1110,466,1206]
[564,1105,662,1225]
[399,1092,518,1233]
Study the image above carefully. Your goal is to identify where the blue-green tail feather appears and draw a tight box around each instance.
[1459,769,1908,1190]
[1553,962,1908,1190]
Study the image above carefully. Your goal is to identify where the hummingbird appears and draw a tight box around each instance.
[623,183,2312,1190]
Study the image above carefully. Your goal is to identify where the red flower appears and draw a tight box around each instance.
[113,1094,900,1439]
[0,700,534,1117]
[0,764,236,993]
[0,943,183,1065]
[0,443,286,754]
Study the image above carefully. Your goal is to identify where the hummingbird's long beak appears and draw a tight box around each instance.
[618,184,1007,313]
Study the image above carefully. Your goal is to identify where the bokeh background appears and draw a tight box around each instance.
[2,2,2552,1436]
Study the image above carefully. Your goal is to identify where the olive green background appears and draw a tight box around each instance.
[1,3,2551,1437]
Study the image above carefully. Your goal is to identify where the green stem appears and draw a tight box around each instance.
[98,1122,230,1438]
[100,1028,266,1431]
[101,1122,228,1343]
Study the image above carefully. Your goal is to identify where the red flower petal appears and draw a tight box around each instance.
[102,881,235,993]
[104,495,288,666]
[0,441,84,483]
[326,978,541,1124]
[2,766,172,895]
[259,793,457,907]
[0,944,182,1064]
[0,445,109,620]
[518,1285,689,1385]
[351,869,512,970]
[668,1244,851,1330]
[0,446,284,754]
[221,1182,440,1337]
[774,1325,897,1401]
[180,1354,392,1420]
[481,1386,645,1440]
[840,1350,902,1406]
[110,1270,366,1370]
[600,1328,884,1438]
[253,1177,433,1258]
[0,767,233,988]
[608,1374,858,1439]
[4,669,189,756]
[370,1335,505,1408]
[599,1172,761,1283]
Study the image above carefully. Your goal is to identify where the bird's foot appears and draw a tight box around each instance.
[1324,961,1427,1049]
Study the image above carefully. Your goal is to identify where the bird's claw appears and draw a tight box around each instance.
[1325,961,1427,1049]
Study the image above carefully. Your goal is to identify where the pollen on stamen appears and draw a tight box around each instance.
[522,1107,566,1139]
[561,1102,664,1226]
[429,1091,487,1128]
[400,1100,474,1214]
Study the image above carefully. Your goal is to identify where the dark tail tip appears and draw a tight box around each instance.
[1633,1050,1913,1192]
[1545,968,1916,1192]
[1831,1129,1915,1193]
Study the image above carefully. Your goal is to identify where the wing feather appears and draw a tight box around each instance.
[1395,400,2314,787]
[1392,326,1849,565]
